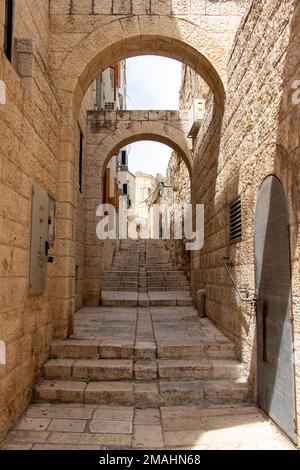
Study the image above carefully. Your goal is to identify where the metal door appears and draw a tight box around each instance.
[254,175,297,443]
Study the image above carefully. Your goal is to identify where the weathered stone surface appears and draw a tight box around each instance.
[93,406,134,422]
[85,382,134,405]
[134,360,158,380]
[89,419,132,434]
[47,419,87,433]
[134,383,160,407]
[34,381,86,403]
[99,340,134,359]
[134,342,156,360]
[50,340,99,359]
[133,425,164,449]
[72,359,133,381]
[0,0,299,448]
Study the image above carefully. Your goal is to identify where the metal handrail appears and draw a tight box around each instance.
[221,257,256,304]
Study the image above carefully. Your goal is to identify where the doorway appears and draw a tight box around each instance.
[254,175,297,443]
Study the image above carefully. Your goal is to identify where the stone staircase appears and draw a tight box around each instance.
[33,306,250,408]
[101,239,193,306]
[32,239,250,410]
[100,240,140,292]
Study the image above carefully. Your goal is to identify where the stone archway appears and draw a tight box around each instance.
[52,16,227,116]
[83,110,192,305]
[88,110,192,177]
[50,12,227,337]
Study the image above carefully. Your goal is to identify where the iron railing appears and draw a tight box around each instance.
[221,257,256,304]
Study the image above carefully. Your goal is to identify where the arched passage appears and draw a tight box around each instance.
[53,17,227,118]
[87,111,192,181]
[84,113,192,306]
[52,16,227,337]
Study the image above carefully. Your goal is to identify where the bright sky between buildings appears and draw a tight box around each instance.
[126,56,182,177]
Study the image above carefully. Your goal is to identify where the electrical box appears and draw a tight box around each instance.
[29,186,55,295]
[187,99,206,138]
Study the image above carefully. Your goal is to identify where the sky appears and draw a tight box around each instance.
[126,56,182,177]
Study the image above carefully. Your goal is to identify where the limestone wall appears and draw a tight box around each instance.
[164,152,191,279]
[0,1,59,440]
[0,1,95,439]
[1,0,286,443]
[190,0,300,432]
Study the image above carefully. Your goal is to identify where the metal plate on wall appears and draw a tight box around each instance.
[254,175,297,443]
[29,186,50,295]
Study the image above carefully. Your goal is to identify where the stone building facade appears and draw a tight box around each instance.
[0,0,299,445]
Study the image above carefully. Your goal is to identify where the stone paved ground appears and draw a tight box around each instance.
[0,403,293,450]
[0,306,294,450]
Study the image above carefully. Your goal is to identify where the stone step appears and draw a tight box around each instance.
[33,378,249,406]
[102,272,139,277]
[44,358,242,383]
[148,292,193,306]
[100,291,193,307]
[50,339,157,360]
[157,342,236,359]
[101,279,139,284]
[146,265,175,269]
[101,281,137,284]
[101,291,138,307]
[101,280,139,284]
[147,271,187,281]
[51,337,236,362]
[147,270,186,279]
[44,359,134,381]
[159,379,249,405]
[148,287,191,291]
[33,380,135,405]
[158,359,244,380]
[103,270,139,273]
[101,287,139,292]
[148,279,189,284]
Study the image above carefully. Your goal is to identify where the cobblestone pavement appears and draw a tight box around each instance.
[0,307,294,450]
[1,403,293,450]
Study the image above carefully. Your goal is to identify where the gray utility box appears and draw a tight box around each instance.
[29,185,55,295]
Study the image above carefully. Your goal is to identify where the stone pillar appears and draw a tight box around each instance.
[53,118,77,338]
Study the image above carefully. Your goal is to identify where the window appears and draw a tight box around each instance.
[104,101,115,110]
[121,150,127,166]
[123,183,128,196]
[229,197,242,244]
[4,1,14,62]
[79,129,84,193]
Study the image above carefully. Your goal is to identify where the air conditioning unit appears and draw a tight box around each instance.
[104,101,115,110]
[188,99,205,138]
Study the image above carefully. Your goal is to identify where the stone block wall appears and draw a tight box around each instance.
[0,1,95,439]
[0,1,59,440]
[190,0,300,432]
[164,152,191,279]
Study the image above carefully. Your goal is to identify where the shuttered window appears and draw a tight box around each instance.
[229,198,242,244]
